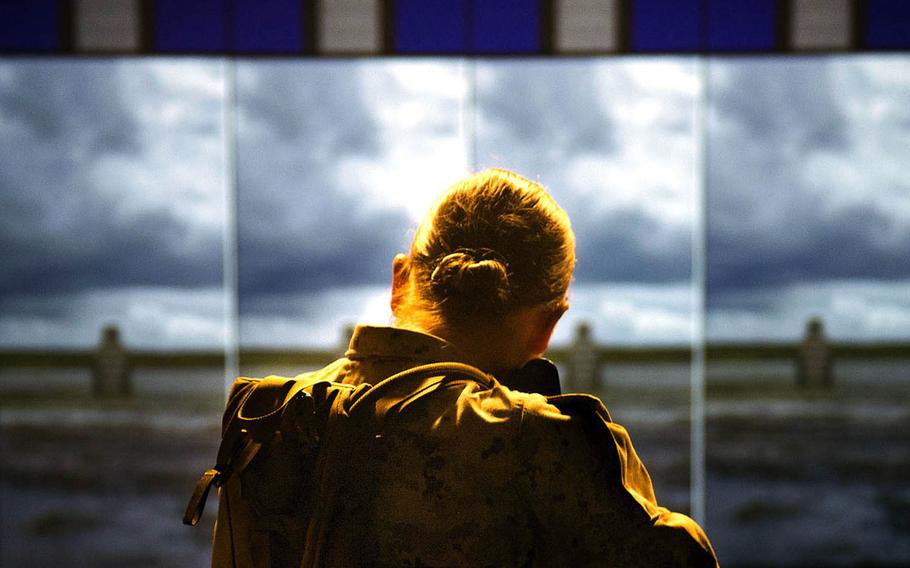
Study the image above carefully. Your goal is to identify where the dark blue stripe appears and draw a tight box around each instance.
[866,0,910,49]
[707,0,776,51]
[154,0,228,52]
[3,0,905,55]
[232,0,303,53]
[631,0,702,52]
[394,0,468,53]
[472,0,541,54]
[0,0,59,51]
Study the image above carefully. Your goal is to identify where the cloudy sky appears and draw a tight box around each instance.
[0,56,908,349]
[706,57,910,341]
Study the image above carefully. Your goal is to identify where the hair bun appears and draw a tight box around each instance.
[430,249,510,313]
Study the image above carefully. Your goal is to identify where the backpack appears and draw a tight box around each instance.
[183,361,500,568]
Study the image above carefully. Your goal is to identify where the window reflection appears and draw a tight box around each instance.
[1,54,908,567]
[0,59,227,566]
[705,57,910,566]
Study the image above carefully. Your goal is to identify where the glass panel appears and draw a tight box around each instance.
[474,59,700,514]
[235,60,467,373]
[0,59,227,565]
[705,56,910,565]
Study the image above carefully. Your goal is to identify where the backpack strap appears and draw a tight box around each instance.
[347,361,495,418]
[183,376,355,526]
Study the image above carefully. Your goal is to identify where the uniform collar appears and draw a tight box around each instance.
[345,325,470,365]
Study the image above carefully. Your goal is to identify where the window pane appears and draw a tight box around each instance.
[474,59,700,514]
[706,56,910,565]
[0,60,227,564]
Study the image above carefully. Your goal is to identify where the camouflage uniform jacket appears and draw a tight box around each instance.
[304,325,718,567]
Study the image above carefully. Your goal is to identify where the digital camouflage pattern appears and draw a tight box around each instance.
[298,325,718,567]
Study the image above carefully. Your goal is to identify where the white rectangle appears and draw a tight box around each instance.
[75,0,141,52]
[319,0,382,54]
[791,0,852,50]
[555,0,619,53]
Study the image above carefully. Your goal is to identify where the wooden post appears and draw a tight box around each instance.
[797,317,833,389]
[92,324,131,397]
[567,321,599,393]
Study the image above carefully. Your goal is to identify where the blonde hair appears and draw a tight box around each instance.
[399,169,575,325]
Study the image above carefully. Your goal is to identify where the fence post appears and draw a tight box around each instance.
[797,317,833,389]
[567,322,599,393]
[92,324,131,397]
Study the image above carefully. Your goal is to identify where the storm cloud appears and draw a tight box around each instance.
[0,59,700,307]
[233,61,456,307]
[474,62,617,161]
[2,57,909,347]
[707,58,910,301]
[0,60,225,298]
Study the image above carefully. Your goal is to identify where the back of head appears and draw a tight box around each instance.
[403,169,575,325]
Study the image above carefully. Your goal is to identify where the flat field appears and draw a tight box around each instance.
[1,361,908,567]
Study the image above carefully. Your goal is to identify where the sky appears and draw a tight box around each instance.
[705,58,910,340]
[0,56,908,349]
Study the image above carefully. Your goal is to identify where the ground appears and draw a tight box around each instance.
[1,362,908,567]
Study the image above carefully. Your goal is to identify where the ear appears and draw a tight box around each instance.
[390,254,409,313]
[527,301,568,357]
